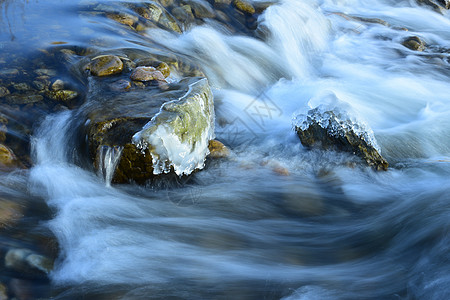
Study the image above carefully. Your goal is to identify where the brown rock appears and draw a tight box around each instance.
[51,79,65,91]
[106,12,138,26]
[0,144,18,170]
[0,198,23,229]
[233,0,255,14]
[402,36,426,51]
[111,79,132,91]
[0,86,9,98]
[89,55,124,76]
[208,140,230,158]
[130,66,166,82]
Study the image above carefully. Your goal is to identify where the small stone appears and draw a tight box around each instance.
[34,68,57,77]
[233,0,255,14]
[402,36,426,51]
[106,12,138,26]
[46,90,78,102]
[4,94,43,105]
[182,0,216,18]
[51,79,65,91]
[130,66,166,82]
[158,14,182,33]
[89,55,124,76]
[159,0,174,7]
[32,79,49,91]
[0,68,19,77]
[0,144,18,169]
[208,140,230,158]
[215,0,232,5]
[0,86,10,97]
[155,61,170,78]
[0,198,23,229]
[135,4,162,21]
[12,82,31,92]
[111,79,131,91]
[172,5,195,24]
[5,248,53,275]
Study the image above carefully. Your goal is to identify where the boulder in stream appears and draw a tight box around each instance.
[84,76,215,184]
[293,95,388,171]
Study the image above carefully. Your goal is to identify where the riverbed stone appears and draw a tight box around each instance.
[402,36,426,51]
[208,140,230,158]
[294,105,388,171]
[106,12,138,26]
[4,248,53,275]
[182,0,216,18]
[135,3,163,21]
[51,79,65,91]
[0,198,23,229]
[0,86,10,97]
[89,55,124,76]
[0,144,18,169]
[416,0,449,12]
[172,5,195,25]
[233,0,255,14]
[46,90,78,102]
[84,76,215,183]
[130,66,166,82]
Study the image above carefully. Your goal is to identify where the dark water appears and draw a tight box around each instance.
[1,0,450,299]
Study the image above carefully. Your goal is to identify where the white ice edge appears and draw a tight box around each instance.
[132,78,215,176]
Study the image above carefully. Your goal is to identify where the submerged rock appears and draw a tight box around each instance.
[208,140,230,159]
[130,66,166,82]
[89,55,124,76]
[233,0,255,14]
[416,0,449,12]
[402,36,426,51]
[84,77,215,184]
[4,248,53,276]
[293,96,388,171]
[0,144,19,170]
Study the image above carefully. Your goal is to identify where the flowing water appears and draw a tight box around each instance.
[1,0,450,299]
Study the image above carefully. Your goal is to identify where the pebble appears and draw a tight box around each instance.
[0,198,23,229]
[46,90,78,102]
[0,86,10,97]
[233,0,255,14]
[89,55,124,76]
[111,79,131,91]
[0,144,18,169]
[208,140,230,158]
[51,79,65,91]
[402,36,426,51]
[130,66,166,82]
[106,12,138,26]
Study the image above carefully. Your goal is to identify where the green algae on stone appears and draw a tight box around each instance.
[89,55,124,76]
[132,77,215,176]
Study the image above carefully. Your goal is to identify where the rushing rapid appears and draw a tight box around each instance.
[1,0,450,299]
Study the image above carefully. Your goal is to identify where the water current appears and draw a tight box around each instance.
[1,0,450,299]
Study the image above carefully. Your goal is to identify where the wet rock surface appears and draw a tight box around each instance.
[89,55,124,76]
[294,103,388,171]
[416,0,450,12]
[402,36,426,51]
[82,73,214,184]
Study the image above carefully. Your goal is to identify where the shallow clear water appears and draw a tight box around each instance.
[1,0,450,299]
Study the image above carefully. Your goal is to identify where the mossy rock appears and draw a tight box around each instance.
[402,36,426,51]
[84,76,215,184]
[89,55,124,76]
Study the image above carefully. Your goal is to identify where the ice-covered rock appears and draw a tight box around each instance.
[293,94,388,171]
[84,76,215,184]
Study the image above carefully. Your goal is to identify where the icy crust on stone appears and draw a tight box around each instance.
[132,78,215,176]
[292,94,381,153]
